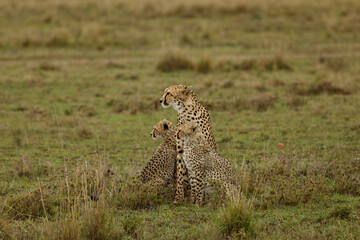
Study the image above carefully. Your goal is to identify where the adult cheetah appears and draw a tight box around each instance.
[159,85,217,203]
[176,121,237,206]
[159,85,216,150]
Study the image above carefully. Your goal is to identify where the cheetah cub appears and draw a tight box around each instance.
[140,120,190,194]
[139,119,177,188]
[176,121,237,206]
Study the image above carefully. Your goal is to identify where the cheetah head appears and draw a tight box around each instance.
[151,119,174,140]
[176,121,198,140]
[159,85,192,112]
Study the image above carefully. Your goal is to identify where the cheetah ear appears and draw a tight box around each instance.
[163,123,169,130]
[182,86,191,96]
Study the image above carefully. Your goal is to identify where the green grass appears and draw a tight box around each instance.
[0,0,360,239]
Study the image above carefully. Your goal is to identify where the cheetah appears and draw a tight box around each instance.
[159,85,216,150]
[139,119,190,195]
[139,119,178,187]
[176,121,237,206]
[159,85,217,203]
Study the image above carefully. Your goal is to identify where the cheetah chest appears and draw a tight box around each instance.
[182,143,203,175]
[182,150,193,174]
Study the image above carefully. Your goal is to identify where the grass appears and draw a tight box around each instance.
[157,48,194,72]
[0,0,360,239]
[218,195,253,238]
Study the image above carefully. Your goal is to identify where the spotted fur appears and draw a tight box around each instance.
[140,119,190,196]
[160,85,216,150]
[139,119,178,187]
[160,85,217,203]
[176,121,237,206]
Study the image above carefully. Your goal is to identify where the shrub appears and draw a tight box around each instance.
[157,49,194,72]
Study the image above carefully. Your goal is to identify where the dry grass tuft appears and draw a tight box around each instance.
[326,158,360,195]
[43,158,120,239]
[117,179,173,210]
[294,81,351,95]
[14,157,49,178]
[105,61,126,69]
[232,154,330,209]
[6,188,55,220]
[256,156,328,208]
[108,98,159,115]
[121,215,141,238]
[46,30,71,47]
[16,157,32,177]
[196,56,213,73]
[310,81,351,95]
[221,81,234,89]
[216,59,257,72]
[78,128,93,139]
[38,63,60,71]
[286,96,306,108]
[328,206,352,220]
[217,56,291,72]
[180,33,194,45]
[26,107,48,121]
[78,105,97,117]
[157,49,194,72]
[261,55,292,71]
[0,218,12,239]
[319,57,349,72]
[236,59,257,71]
[248,95,276,111]
[218,195,253,238]
[202,94,276,112]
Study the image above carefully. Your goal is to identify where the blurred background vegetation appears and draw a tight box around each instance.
[0,0,359,239]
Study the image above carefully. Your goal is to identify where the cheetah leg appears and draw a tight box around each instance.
[194,172,205,206]
[183,167,191,200]
[173,154,185,204]
[189,175,197,204]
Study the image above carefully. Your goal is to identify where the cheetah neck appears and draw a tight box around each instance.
[184,93,201,110]
[176,94,203,124]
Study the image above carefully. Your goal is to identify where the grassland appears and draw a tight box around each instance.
[0,0,360,239]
